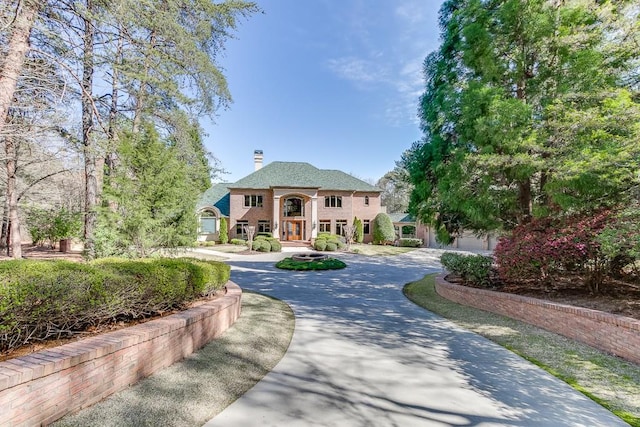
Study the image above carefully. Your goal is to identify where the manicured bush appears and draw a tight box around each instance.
[325,242,338,252]
[399,238,423,247]
[252,239,271,252]
[276,257,347,271]
[230,238,246,245]
[0,258,229,353]
[269,239,282,252]
[354,217,364,243]
[314,239,327,251]
[219,217,228,244]
[373,213,395,245]
[257,232,273,238]
[440,252,493,287]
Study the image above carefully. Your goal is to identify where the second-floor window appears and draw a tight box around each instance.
[244,195,263,207]
[325,195,342,208]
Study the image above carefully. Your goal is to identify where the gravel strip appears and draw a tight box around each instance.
[53,291,294,427]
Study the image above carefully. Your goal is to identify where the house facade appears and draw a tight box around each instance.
[197,151,382,243]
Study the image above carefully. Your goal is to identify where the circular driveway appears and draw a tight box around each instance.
[206,249,626,426]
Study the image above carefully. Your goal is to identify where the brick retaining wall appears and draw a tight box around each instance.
[435,274,640,365]
[0,282,242,427]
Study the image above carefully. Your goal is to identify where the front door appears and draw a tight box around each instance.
[285,220,303,241]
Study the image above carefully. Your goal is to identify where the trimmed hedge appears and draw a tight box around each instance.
[399,238,423,247]
[250,235,281,252]
[440,252,493,287]
[276,257,347,271]
[313,234,345,252]
[0,258,230,354]
[373,213,395,244]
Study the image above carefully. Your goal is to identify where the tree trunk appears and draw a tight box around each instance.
[6,136,21,258]
[82,0,97,259]
[104,26,122,182]
[0,1,40,136]
[0,199,8,249]
[132,31,155,134]
[0,1,40,259]
[518,178,532,224]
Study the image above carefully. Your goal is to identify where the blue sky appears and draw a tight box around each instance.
[204,0,444,184]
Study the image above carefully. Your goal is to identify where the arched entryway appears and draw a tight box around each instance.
[281,196,308,241]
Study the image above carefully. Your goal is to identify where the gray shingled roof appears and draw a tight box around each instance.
[387,212,415,223]
[227,161,381,192]
[197,183,230,216]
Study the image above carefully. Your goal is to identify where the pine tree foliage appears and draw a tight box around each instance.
[99,123,200,257]
[405,0,640,242]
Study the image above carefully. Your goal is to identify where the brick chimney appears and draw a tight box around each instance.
[254,150,263,171]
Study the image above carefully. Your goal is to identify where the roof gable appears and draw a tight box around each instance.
[197,183,230,216]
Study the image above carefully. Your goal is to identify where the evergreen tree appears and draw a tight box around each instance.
[353,217,363,243]
[405,0,640,242]
[372,213,395,245]
[99,123,199,257]
[219,217,228,244]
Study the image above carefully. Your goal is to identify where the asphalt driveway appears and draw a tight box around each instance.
[206,248,626,426]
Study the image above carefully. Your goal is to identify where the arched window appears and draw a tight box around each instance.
[283,197,304,217]
[199,210,217,234]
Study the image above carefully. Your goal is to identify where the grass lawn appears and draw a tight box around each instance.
[53,292,294,426]
[404,274,640,427]
[347,244,418,256]
[195,244,248,253]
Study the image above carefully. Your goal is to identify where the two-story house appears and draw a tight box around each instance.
[197,151,382,243]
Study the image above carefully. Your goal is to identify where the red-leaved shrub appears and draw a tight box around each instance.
[494,210,613,292]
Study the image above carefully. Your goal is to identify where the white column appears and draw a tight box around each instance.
[311,194,318,239]
[273,196,280,240]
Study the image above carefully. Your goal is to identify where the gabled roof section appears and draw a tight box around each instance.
[387,212,415,223]
[197,183,230,217]
[227,161,381,192]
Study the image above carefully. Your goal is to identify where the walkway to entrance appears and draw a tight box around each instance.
[206,249,625,426]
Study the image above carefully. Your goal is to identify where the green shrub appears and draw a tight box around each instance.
[26,206,82,247]
[399,238,422,247]
[257,232,273,238]
[230,238,247,245]
[254,235,268,241]
[330,238,346,250]
[373,213,395,245]
[325,242,338,252]
[0,258,229,353]
[252,239,271,252]
[354,217,364,243]
[440,252,493,287]
[219,217,228,244]
[275,257,347,271]
[269,239,282,252]
[314,239,328,251]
